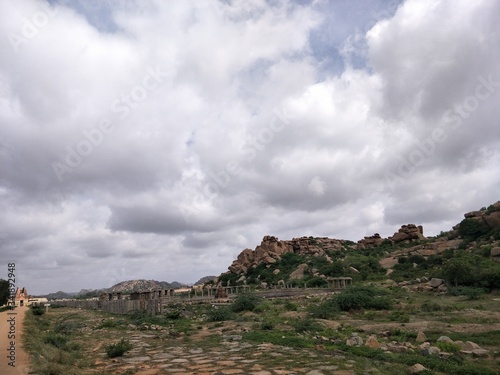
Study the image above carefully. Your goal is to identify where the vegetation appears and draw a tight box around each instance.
[105,339,133,358]
[0,279,10,306]
[231,292,262,312]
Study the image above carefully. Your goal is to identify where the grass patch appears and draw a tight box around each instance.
[243,330,314,348]
[105,339,133,358]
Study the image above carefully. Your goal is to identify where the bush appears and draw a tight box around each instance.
[231,293,262,313]
[105,339,133,358]
[388,311,410,323]
[44,333,69,349]
[421,301,452,312]
[260,320,275,330]
[436,341,461,353]
[54,314,82,335]
[292,316,322,333]
[308,298,339,319]
[97,319,122,329]
[448,287,486,300]
[283,300,298,311]
[306,276,328,288]
[335,285,391,311]
[30,305,45,316]
[207,306,234,322]
[368,296,393,310]
[165,310,182,320]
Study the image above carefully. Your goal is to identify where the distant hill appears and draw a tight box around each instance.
[44,279,189,299]
[194,276,217,285]
[105,279,189,293]
[45,291,77,299]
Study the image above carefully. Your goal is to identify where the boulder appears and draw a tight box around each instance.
[491,247,500,257]
[421,346,440,356]
[408,364,427,374]
[462,341,482,351]
[387,343,407,353]
[346,333,363,346]
[415,332,427,344]
[430,278,445,288]
[472,349,490,358]
[390,224,426,244]
[364,335,380,348]
[357,233,383,249]
[437,336,453,343]
[289,264,309,280]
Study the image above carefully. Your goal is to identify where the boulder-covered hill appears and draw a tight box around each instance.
[106,279,186,293]
[44,280,188,299]
[212,201,500,288]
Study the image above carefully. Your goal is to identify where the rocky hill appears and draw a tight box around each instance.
[106,279,185,293]
[214,201,500,289]
[194,276,218,285]
[44,279,188,299]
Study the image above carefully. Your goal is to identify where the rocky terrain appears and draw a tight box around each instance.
[216,201,500,289]
[43,280,188,299]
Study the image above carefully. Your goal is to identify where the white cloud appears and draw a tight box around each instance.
[1,0,499,294]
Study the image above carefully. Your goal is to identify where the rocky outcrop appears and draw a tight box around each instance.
[390,224,426,243]
[227,235,345,276]
[289,264,308,280]
[456,201,500,232]
[228,236,293,275]
[357,233,383,249]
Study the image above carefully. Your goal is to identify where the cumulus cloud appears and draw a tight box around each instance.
[1,0,499,294]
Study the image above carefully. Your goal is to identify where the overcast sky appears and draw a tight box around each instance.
[1,0,499,295]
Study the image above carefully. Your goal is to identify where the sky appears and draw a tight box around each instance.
[1,0,499,295]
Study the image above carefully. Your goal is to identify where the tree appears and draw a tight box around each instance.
[0,279,10,306]
[443,257,474,287]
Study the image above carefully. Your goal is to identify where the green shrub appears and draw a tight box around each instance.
[388,311,410,323]
[97,319,122,329]
[105,339,133,358]
[336,290,372,311]
[335,285,391,311]
[306,276,328,288]
[283,300,298,311]
[308,298,339,319]
[44,333,69,349]
[448,287,485,300]
[421,301,443,312]
[30,305,45,316]
[260,320,275,330]
[165,310,182,320]
[231,293,262,313]
[292,316,322,333]
[436,341,461,353]
[458,218,491,240]
[53,314,82,335]
[207,306,234,322]
[368,296,393,310]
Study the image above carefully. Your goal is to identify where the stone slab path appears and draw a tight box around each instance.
[93,332,357,375]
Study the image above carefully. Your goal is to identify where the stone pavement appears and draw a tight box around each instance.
[94,332,357,375]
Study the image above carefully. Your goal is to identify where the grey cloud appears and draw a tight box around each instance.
[1,0,499,294]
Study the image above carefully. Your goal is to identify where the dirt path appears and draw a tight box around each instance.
[0,306,30,375]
